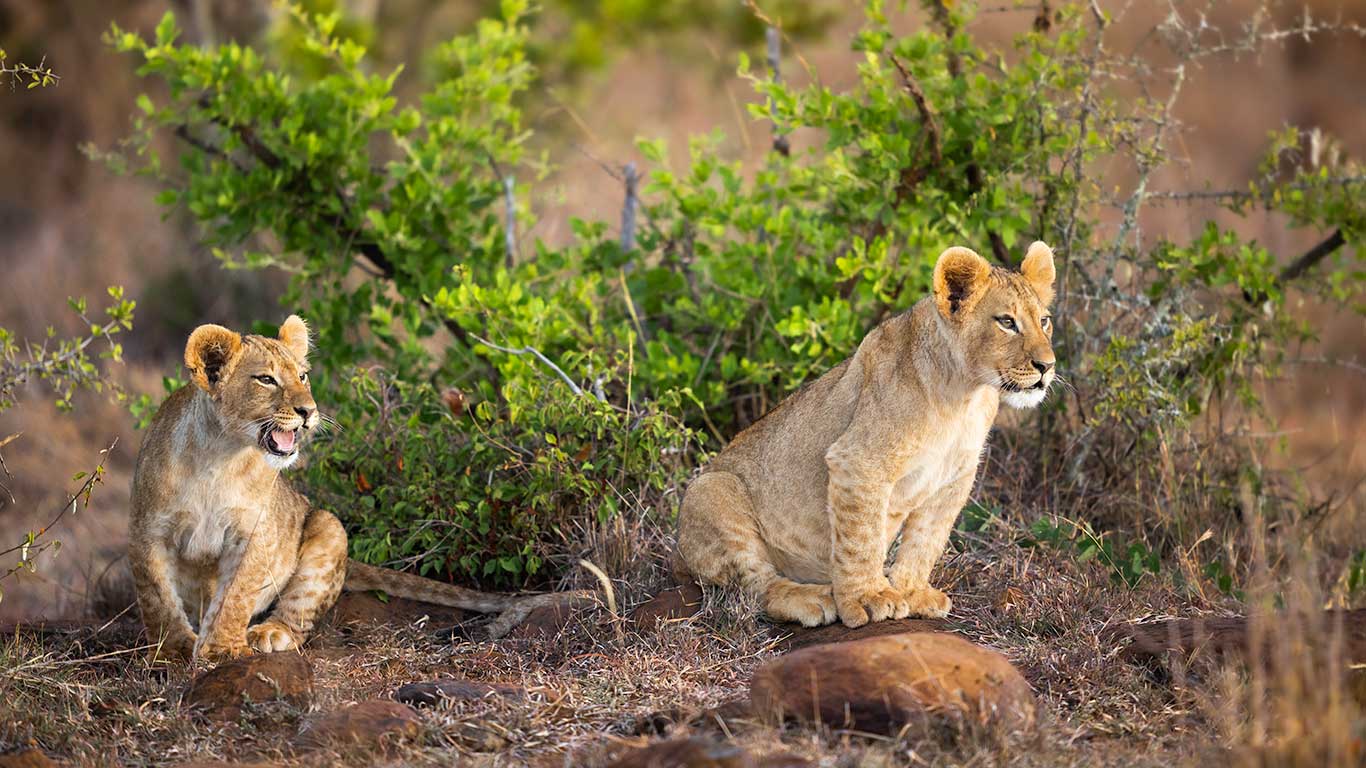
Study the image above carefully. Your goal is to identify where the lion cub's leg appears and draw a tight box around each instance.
[129,538,198,660]
[885,477,975,619]
[247,509,348,653]
[678,472,837,627]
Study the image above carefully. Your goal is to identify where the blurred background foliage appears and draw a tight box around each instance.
[0,0,1363,608]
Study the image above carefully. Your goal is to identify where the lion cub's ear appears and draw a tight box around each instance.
[932,246,993,318]
[1020,241,1056,306]
[184,324,243,392]
[278,315,310,360]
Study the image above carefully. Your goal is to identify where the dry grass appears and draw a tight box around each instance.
[3,501,1361,767]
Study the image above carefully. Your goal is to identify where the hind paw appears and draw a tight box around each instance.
[764,581,838,626]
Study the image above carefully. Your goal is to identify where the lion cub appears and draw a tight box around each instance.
[131,316,587,661]
[677,243,1056,628]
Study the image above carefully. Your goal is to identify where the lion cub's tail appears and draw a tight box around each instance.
[343,559,599,639]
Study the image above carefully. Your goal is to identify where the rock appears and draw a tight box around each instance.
[173,763,284,768]
[750,632,1035,734]
[768,617,947,653]
[394,679,526,707]
[607,737,811,768]
[323,590,465,630]
[0,750,60,768]
[1115,610,1366,665]
[507,602,577,640]
[1115,610,1366,706]
[184,652,314,721]
[295,699,421,751]
[630,584,704,631]
[634,698,754,736]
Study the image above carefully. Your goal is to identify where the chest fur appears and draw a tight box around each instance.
[890,394,995,510]
[163,450,273,565]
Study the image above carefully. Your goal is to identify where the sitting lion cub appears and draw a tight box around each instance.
[130,315,588,661]
[677,242,1056,628]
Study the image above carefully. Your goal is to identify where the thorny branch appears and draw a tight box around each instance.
[0,439,118,597]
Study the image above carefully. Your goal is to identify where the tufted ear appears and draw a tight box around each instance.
[1020,241,1056,306]
[278,315,310,360]
[932,246,993,318]
[184,324,243,392]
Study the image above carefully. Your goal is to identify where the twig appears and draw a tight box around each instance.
[926,0,1009,264]
[1244,228,1348,304]
[0,439,118,589]
[620,162,638,251]
[503,175,517,267]
[887,53,943,203]
[470,334,602,401]
[765,27,791,156]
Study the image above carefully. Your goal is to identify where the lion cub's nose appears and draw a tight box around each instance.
[1032,360,1054,375]
[294,406,315,422]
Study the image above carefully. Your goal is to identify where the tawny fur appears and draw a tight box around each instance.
[676,242,1058,628]
[129,315,592,663]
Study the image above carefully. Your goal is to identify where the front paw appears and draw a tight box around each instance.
[196,638,254,662]
[246,620,300,653]
[763,581,838,627]
[834,579,910,628]
[896,584,952,618]
[150,632,197,662]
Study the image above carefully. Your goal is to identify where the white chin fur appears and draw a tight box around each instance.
[1002,388,1048,409]
[264,451,299,470]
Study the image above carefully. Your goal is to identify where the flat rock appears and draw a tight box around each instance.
[630,583,704,631]
[768,617,948,652]
[0,750,60,768]
[394,679,526,707]
[607,737,812,768]
[295,699,421,751]
[322,590,465,630]
[184,652,314,721]
[1115,609,1366,664]
[750,632,1035,734]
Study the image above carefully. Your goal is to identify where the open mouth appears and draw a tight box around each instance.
[259,425,300,456]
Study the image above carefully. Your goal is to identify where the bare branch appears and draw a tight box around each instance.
[470,334,602,401]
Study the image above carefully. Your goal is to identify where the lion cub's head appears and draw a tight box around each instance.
[932,241,1057,409]
[183,315,322,469]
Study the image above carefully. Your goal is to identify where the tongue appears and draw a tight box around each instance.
[271,429,296,452]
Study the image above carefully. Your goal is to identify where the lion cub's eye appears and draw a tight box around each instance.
[995,315,1019,332]
[1040,316,1052,331]
[254,374,279,387]
[299,371,309,384]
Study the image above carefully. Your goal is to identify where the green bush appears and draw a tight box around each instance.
[104,0,1363,591]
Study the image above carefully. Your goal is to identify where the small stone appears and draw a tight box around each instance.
[750,632,1035,735]
[0,750,60,768]
[608,737,811,768]
[394,679,526,707]
[184,652,314,721]
[630,584,704,631]
[295,699,421,751]
[769,616,947,652]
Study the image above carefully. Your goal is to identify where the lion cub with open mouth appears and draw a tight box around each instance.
[131,316,588,661]
[677,243,1056,628]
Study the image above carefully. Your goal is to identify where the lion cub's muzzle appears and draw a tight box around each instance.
[258,407,319,457]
